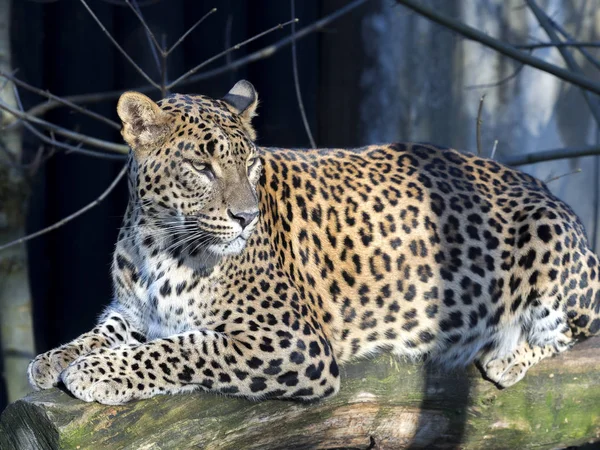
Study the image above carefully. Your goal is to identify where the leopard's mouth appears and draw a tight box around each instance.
[207,235,249,256]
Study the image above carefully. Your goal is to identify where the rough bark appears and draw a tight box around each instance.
[0,0,36,403]
[1,337,599,450]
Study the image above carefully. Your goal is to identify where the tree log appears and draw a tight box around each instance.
[1,337,599,449]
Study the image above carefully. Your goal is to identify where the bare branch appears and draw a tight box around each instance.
[0,69,120,130]
[79,0,161,90]
[503,145,600,166]
[98,0,162,5]
[548,19,600,72]
[125,0,162,53]
[27,88,138,120]
[476,94,485,155]
[395,0,600,96]
[166,8,218,56]
[525,0,600,126]
[167,18,299,90]
[545,168,582,184]
[0,98,129,154]
[11,84,125,161]
[290,0,316,149]
[0,165,128,252]
[516,41,600,50]
[130,0,163,78]
[181,0,369,87]
[26,0,369,116]
[224,14,233,69]
[160,34,168,97]
[23,121,126,161]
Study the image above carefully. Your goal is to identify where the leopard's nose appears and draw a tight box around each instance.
[228,209,259,229]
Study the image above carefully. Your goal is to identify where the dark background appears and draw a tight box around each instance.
[0,0,378,410]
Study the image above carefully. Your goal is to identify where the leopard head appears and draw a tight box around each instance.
[117,80,262,257]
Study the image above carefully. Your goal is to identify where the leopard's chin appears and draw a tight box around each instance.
[207,236,248,256]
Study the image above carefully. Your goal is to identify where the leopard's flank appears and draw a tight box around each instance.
[28,80,600,404]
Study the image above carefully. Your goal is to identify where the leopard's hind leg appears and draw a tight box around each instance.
[478,292,574,388]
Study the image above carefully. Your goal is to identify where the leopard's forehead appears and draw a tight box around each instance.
[158,93,238,127]
[157,93,252,159]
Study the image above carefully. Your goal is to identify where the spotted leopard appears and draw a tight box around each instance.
[27,80,600,405]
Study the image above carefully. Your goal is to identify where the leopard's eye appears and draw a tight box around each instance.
[189,160,214,178]
[247,156,259,169]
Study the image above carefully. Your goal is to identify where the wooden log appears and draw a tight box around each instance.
[1,337,599,450]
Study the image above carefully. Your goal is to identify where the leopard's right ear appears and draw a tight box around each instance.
[117,92,171,151]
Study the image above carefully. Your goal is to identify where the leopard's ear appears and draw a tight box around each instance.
[117,91,171,151]
[223,80,258,140]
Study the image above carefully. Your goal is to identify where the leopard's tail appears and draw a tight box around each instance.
[566,248,600,337]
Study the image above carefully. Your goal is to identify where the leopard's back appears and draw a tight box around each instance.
[255,143,600,375]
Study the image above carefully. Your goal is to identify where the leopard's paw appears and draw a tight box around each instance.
[28,346,84,390]
[481,357,528,388]
[61,350,140,405]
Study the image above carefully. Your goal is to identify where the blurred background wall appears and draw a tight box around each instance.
[0,0,598,410]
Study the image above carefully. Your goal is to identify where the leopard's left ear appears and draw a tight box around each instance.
[223,80,258,140]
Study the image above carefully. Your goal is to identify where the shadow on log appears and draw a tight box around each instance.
[1,337,599,449]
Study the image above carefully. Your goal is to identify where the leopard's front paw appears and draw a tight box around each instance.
[28,346,83,390]
[61,350,139,405]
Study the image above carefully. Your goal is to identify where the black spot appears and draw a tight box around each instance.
[177,365,194,382]
[305,361,325,380]
[309,341,321,357]
[329,360,339,377]
[537,224,552,243]
[249,377,267,392]
[290,351,305,365]
[574,315,589,328]
[276,371,299,386]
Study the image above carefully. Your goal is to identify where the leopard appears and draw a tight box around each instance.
[27,80,600,405]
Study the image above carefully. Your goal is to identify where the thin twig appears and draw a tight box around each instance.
[502,145,600,166]
[125,0,162,53]
[0,98,129,154]
[0,69,120,130]
[0,165,128,252]
[545,168,582,184]
[79,0,161,90]
[225,14,233,66]
[166,8,218,56]
[290,1,316,148]
[26,0,368,116]
[129,0,163,76]
[394,0,600,96]
[516,41,600,50]
[476,94,485,155]
[490,139,498,160]
[465,57,529,90]
[99,0,162,5]
[167,18,299,89]
[160,34,168,97]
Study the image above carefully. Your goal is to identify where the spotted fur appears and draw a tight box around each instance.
[28,81,600,404]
